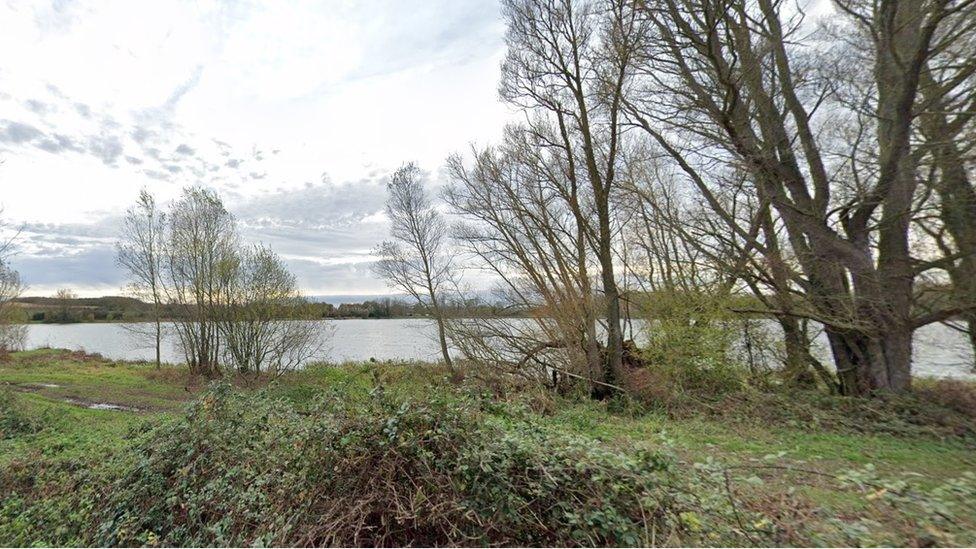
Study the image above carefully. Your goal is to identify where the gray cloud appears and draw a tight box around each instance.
[9,177,394,295]
[0,120,44,144]
[36,133,82,154]
[25,99,52,115]
[11,246,123,290]
[0,82,267,188]
[87,133,124,165]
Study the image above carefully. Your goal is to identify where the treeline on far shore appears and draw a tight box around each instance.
[9,295,522,323]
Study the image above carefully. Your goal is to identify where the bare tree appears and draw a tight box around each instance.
[618,0,976,394]
[0,265,24,352]
[0,209,25,351]
[117,189,166,368]
[165,187,237,377]
[911,8,976,361]
[119,187,327,377]
[497,0,646,387]
[216,245,325,377]
[445,125,608,394]
[373,163,456,371]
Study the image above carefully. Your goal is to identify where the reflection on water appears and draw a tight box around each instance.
[22,318,975,379]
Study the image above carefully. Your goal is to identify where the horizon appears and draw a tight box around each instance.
[0,0,511,297]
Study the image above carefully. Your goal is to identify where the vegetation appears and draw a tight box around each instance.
[0,217,25,352]
[373,163,457,371]
[4,0,976,546]
[1,349,975,546]
[114,187,322,378]
[433,0,976,399]
[11,294,518,323]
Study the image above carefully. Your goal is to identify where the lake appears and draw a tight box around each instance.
[21,319,976,380]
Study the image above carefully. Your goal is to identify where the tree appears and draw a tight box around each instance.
[497,0,643,387]
[373,163,456,371]
[215,245,324,377]
[618,0,976,394]
[0,215,25,351]
[119,186,326,378]
[53,288,77,323]
[445,126,607,393]
[117,189,166,368]
[165,187,237,377]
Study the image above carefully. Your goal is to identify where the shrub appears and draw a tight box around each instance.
[0,389,43,439]
[631,290,749,409]
[90,384,758,547]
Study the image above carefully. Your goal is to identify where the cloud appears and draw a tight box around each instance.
[0,0,508,294]
[11,246,123,293]
[0,120,44,144]
[162,65,204,111]
[87,133,124,165]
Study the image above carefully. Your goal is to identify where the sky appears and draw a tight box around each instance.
[0,0,511,297]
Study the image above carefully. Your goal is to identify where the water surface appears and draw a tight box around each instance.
[22,319,975,379]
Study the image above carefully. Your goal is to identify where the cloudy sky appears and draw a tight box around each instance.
[0,0,511,297]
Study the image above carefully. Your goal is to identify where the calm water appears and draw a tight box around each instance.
[21,319,976,379]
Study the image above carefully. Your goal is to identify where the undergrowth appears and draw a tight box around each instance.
[2,364,976,547]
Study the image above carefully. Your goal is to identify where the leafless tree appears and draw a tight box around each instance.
[445,124,608,393]
[165,187,237,377]
[117,189,166,368]
[910,6,976,361]
[373,163,456,371]
[216,245,325,377]
[0,220,25,351]
[497,0,644,386]
[618,0,976,394]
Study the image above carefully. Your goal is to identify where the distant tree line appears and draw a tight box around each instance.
[11,294,519,323]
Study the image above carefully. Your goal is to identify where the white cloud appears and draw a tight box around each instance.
[0,0,511,295]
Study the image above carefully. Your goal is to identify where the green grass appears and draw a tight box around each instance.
[2,349,975,546]
[0,348,194,411]
[547,401,975,479]
[0,392,152,465]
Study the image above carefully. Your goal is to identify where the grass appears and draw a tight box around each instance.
[2,348,975,546]
[548,402,975,478]
[0,348,193,411]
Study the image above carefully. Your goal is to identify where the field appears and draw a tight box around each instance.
[2,348,975,546]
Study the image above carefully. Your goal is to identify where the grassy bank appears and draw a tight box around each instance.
[2,349,975,546]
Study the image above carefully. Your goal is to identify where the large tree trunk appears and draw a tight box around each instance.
[596,204,625,387]
[779,317,816,387]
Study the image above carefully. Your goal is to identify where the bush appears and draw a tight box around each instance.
[0,389,43,439]
[87,384,760,547]
[635,290,748,402]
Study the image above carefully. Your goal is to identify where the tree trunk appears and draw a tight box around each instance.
[155,318,161,370]
[596,207,625,388]
[825,324,912,396]
[434,314,453,371]
[779,317,815,387]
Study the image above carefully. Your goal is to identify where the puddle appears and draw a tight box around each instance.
[35,383,61,388]
[64,398,140,412]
